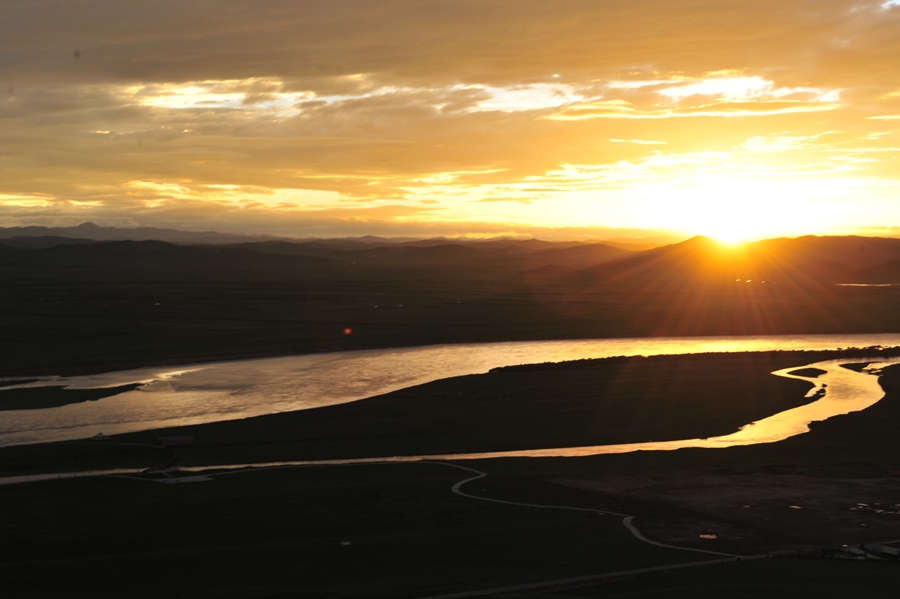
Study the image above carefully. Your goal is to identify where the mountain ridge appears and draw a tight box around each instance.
[0,222,678,249]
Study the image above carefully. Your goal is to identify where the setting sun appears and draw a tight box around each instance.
[624,173,864,244]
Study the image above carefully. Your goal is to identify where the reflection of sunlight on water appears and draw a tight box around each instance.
[0,367,204,391]
[176,356,900,468]
[400,357,900,461]
[167,355,895,468]
[1,334,900,447]
[156,369,202,381]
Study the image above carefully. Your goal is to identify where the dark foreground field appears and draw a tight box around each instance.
[0,464,702,599]
[524,560,900,599]
[2,465,898,599]
[2,351,900,597]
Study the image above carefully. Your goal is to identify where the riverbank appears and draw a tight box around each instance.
[2,348,895,475]
[6,336,900,448]
[0,383,142,411]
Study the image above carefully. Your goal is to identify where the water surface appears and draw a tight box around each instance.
[1,333,899,447]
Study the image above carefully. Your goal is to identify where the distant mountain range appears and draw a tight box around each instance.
[0,222,675,251]
[1,225,899,284]
[0,222,293,245]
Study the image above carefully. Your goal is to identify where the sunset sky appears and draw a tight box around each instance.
[2,0,900,241]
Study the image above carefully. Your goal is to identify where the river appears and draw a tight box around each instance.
[1,333,899,447]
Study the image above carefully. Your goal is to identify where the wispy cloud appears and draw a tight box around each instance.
[610,139,667,145]
[546,101,840,120]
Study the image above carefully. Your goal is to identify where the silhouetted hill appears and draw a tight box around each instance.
[3,233,898,289]
[0,222,273,245]
[234,240,372,256]
[3,233,897,289]
[37,239,190,258]
[523,243,631,269]
[0,223,656,251]
[0,236,100,250]
[562,235,900,289]
[846,260,900,284]
[357,244,486,266]
[0,236,634,283]
[756,235,900,271]
[226,238,632,270]
[520,264,578,280]
[0,240,337,283]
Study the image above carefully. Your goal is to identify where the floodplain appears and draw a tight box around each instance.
[2,349,900,597]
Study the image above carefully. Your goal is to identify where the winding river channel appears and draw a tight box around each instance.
[2,333,900,450]
[156,355,900,472]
